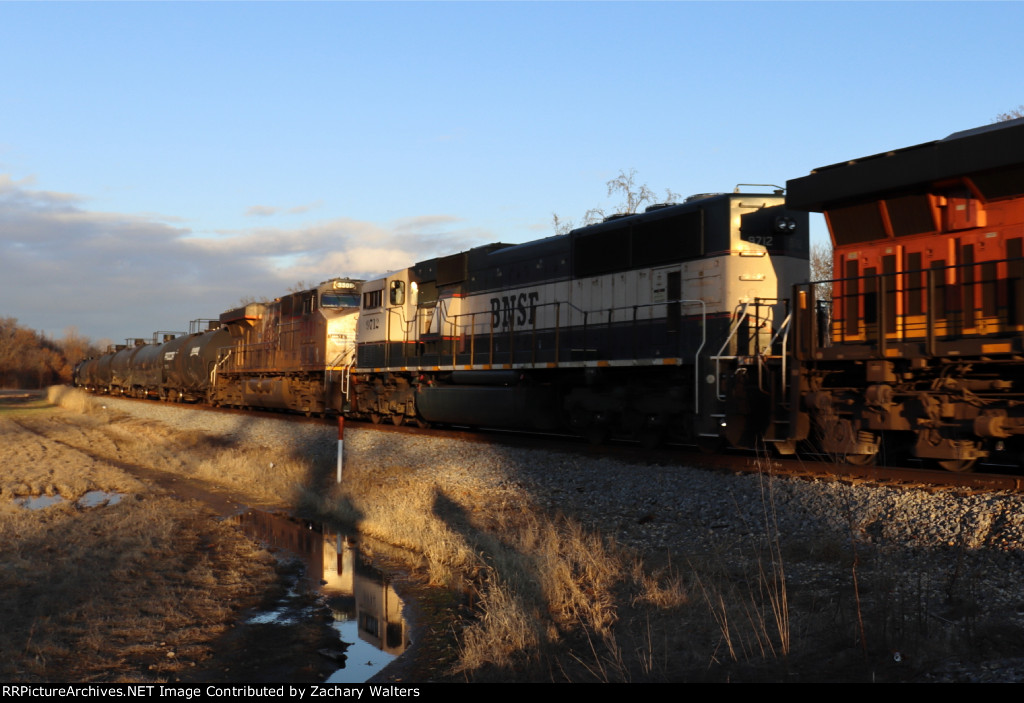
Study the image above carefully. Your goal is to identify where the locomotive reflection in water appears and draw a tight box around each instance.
[231,510,407,682]
[74,117,1024,470]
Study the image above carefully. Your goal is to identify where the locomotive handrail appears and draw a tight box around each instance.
[418,296,707,413]
[437,297,705,367]
[802,253,1024,358]
[210,348,233,400]
[758,307,793,396]
[712,301,752,401]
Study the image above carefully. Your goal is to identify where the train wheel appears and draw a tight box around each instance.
[844,453,877,467]
[935,458,977,473]
[369,413,382,425]
[415,417,431,429]
[391,414,404,427]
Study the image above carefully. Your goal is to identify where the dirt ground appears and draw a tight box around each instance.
[0,392,344,683]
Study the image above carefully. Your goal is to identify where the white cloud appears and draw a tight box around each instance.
[0,175,491,342]
[245,205,279,217]
[244,200,324,217]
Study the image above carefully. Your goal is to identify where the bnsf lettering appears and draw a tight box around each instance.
[489,292,540,330]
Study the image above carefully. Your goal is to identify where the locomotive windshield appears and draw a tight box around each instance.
[320,292,360,308]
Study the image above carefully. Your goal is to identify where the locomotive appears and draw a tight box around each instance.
[348,190,808,448]
[73,117,1024,471]
[785,116,1024,471]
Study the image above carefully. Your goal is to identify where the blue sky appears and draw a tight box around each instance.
[2,1,1023,343]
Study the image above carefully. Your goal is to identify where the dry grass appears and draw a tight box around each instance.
[301,449,683,680]
[0,390,279,682]
[29,388,1022,682]
[43,387,311,506]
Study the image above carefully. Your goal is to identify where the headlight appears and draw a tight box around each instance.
[774,216,797,233]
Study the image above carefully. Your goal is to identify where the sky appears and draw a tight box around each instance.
[2,1,1023,344]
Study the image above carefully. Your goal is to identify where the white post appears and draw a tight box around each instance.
[342,415,350,487]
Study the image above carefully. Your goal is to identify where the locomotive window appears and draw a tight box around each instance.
[321,293,360,308]
[363,290,383,309]
[390,280,405,306]
[828,202,886,245]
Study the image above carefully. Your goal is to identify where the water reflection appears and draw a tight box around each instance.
[15,490,123,510]
[230,510,410,683]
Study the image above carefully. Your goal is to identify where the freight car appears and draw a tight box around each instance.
[348,190,809,447]
[785,117,1024,470]
[74,277,363,415]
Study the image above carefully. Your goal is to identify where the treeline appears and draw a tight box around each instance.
[0,318,104,389]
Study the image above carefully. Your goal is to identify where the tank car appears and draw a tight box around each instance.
[212,277,363,415]
[786,117,1024,470]
[350,191,809,446]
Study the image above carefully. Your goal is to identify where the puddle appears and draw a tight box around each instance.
[230,510,409,683]
[15,491,124,510]
[17,494,66,510]
[78,490,123,507]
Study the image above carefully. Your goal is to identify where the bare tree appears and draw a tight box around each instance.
[553,168,681,234]
[0,318,91,387]
[995,106,1024,122]
[287,280,315,293]
[810,241,833,301]
[552,213,575,236]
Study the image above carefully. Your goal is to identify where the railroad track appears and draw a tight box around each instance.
[93,393,1024,495]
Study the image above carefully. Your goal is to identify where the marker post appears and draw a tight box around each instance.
[336,416,344,483]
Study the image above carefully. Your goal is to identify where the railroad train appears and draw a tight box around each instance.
[74,117,1024,471]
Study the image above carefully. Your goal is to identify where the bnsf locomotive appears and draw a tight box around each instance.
[74,117,1024,470]
[786,117,1024,471]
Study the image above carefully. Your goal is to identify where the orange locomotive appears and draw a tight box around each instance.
[786,118,1024,470]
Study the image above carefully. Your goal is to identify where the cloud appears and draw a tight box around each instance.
[286,200,322,215]
[244,200,323,217]
[0,175,491,342]
[245,205,279,217]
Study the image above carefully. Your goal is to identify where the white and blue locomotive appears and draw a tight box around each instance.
[349,190,809,447]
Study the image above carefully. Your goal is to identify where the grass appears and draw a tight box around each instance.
[0,452,277,681]
[14,387,1024,682]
